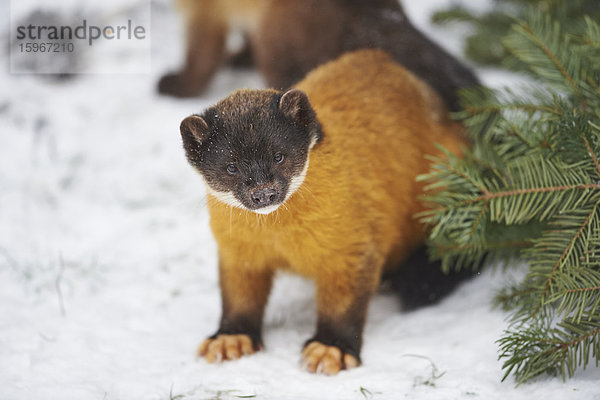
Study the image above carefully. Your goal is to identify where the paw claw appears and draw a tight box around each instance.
[344,353,360,369]
[301,341,360,375]
[198,334,257,363]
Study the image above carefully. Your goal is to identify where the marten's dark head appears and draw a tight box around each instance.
[180,89,323,214]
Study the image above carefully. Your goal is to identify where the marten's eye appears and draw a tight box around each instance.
[226,163,238,175]
[274,152,285,164]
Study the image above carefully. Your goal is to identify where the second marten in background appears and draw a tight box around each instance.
[160,0,479,111]
[180,50,469,374]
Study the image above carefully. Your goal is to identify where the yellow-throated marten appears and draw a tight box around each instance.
[180,50,469,374]
[160,0,479,111]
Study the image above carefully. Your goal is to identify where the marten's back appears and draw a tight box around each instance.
[291,50,468,268]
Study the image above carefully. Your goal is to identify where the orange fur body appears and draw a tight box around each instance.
[199,50,467,371]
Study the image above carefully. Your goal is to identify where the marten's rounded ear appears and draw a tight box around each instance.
[279,89,323,144]
[180,115,209,145]
[279,89,311,120]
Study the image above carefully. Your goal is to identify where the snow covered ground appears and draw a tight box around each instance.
[1,1,598,399]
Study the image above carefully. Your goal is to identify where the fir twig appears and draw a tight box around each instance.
[535,202,600,316]
[422,8,600,383]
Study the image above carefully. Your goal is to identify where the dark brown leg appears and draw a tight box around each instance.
[198,261,274,362]
[302,255,381,374]
[158,17,226,97]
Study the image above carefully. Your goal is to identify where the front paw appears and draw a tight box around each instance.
[198,334,259,363]
[301,341,360,375]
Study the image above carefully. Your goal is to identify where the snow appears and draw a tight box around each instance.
[1,1,599,399]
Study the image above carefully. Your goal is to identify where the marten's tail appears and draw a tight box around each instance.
[384,245,480,311]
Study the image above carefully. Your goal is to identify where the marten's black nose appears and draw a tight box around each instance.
[252,188,277,206]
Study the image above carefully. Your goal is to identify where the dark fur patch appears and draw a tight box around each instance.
[305,289,373,362]
[384,245,480,311]
[343,3,479,111]
[181,89,322,210]
[210,313,264,351]
[304,317,363,363]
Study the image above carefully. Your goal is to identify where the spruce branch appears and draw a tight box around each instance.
[422,7,600,382]
[431,0,600,69]
[507,17,582,98]
[498,320,600,384]
[531,202,600,317]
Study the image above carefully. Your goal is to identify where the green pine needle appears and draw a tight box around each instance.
[422,6,600,383]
